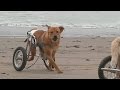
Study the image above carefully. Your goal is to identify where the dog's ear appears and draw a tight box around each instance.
[46,24,51,29]
[59,26,64,33]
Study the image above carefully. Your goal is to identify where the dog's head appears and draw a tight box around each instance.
[47,26,64,42]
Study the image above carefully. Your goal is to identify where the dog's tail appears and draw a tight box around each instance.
[24,38,27,42]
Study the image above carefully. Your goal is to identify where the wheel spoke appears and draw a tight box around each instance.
[103,61,117,79]
[14,50,23,68]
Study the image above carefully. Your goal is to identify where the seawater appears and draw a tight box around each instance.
[0,11,120,37]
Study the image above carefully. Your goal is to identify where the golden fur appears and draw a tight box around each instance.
[111,37,120,69]
[26,26,64,73]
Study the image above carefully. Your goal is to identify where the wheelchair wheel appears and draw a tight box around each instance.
[98,55,116,79]
[13,47,27,71]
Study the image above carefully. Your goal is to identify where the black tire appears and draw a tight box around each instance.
[98,55,111,79]
[13,47,27,71]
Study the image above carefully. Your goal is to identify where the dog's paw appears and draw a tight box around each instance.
[57,71,63,74]
[48,64,55,71]
[48,67,54,71]
[49,68,54,71]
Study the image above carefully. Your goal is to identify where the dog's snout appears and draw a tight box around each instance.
[54,36,57,39]
[53,36,58,41]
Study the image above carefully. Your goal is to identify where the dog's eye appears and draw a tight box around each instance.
[50,32,53,34]
[56,31,59,33]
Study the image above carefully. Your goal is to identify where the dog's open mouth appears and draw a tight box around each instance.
[53,36,58,41]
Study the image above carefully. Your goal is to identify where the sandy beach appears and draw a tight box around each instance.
[0,36,115,79]
[0,11,120,79]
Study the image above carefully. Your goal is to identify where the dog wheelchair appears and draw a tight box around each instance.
[98,55,120,79]
[13,30,50,71]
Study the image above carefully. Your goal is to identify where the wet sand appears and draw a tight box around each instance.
[0,36,115,79]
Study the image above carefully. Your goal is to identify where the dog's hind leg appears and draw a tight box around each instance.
[28,46,36,61]
[111,51,118,69]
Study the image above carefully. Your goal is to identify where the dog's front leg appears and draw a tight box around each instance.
[52,50,56,61]
[47,56,63,73]
[49,51,56,69]
[116,56,120,78]
[45,50,63,73]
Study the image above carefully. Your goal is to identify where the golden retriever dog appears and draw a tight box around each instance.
[111,37,120,69]
[25,25,64,73]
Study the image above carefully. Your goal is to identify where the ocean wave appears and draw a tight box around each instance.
[0,22,120,29]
